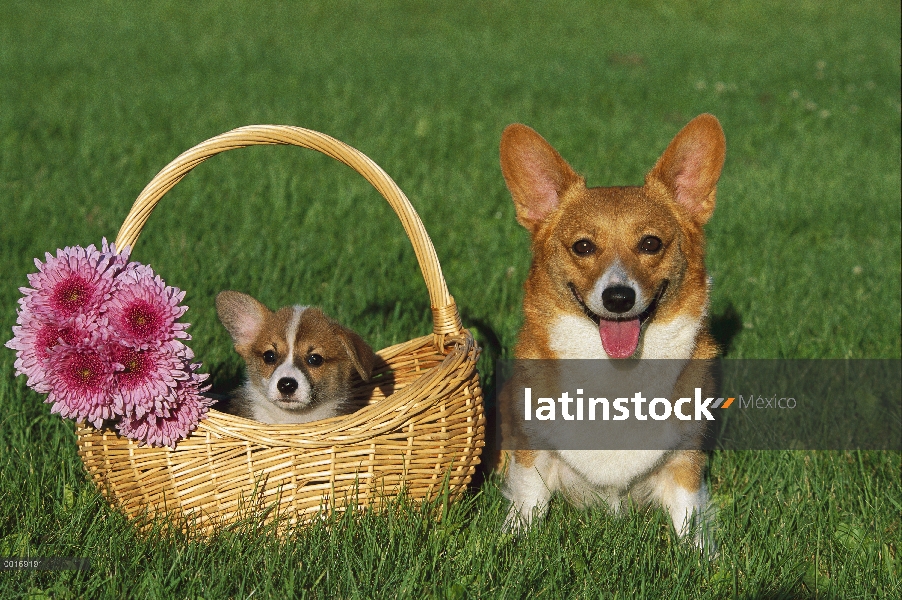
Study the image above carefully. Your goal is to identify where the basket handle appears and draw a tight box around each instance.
[114,125,462,347]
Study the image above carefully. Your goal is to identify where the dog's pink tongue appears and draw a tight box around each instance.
[599,319,641,359]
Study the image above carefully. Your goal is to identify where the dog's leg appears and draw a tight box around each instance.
[501,450,555,533]
[644,450,716,554]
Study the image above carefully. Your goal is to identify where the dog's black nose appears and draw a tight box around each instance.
[602,286,636,314]
[277,377,298,395]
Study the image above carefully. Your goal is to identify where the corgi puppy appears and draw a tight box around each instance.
[498,114,726,550]
[216,291,376,424]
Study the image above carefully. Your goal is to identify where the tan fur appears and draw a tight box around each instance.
[668,450,706,493]
[514,450,537,469]
[497,115,725,552]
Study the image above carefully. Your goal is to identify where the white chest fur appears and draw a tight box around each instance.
[533,312,704,489]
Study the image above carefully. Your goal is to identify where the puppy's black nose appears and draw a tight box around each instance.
[277,377,298,395]
[602,286,636,314]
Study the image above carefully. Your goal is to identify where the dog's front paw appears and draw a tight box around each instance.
[501,504,528,535]
[501,501,547,535]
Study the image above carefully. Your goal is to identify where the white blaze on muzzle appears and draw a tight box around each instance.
[265,306,314,407]
[586,262,651,359]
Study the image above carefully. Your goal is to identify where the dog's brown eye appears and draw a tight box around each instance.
[306,354,323,367]
[639,236,662,254]
[572,239,596,256]
[263,350,277,364]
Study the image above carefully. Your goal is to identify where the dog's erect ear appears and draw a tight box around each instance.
[646,114,726,225]
[215,291,270,349]
[500,123,584,234]
[336,326,376,382]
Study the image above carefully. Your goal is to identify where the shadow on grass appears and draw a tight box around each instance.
[711,303,744,356]
[458,313,505,489]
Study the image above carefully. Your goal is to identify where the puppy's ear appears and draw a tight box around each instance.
[500,123,584,234]
[645,114,726,225]
[215,291,270,349]
[336,326,376,382]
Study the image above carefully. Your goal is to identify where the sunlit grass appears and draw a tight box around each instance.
[0,1,899,597]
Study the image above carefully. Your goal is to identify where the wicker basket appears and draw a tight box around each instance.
[75,125,485,534]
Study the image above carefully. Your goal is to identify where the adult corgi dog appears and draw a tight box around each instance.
[216,291,376,424]
[498,114,726,550]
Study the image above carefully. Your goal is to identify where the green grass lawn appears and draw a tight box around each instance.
[1,1,899,597]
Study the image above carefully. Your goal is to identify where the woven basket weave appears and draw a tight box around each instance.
[75,125,485,534]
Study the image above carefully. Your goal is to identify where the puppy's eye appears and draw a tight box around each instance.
[262,350,277,364]
[639,236,663,254]
[306,354,323,367]
[572,239,596,256]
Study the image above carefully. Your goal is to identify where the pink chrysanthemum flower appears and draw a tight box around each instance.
[7,241,211,448]
[43,334,118,428]
[111,340,194,419]
[21,243,122,325]
[116,365,212,447]
[6,240,127,389]
[105,264,189,349]
[6,312,104,393]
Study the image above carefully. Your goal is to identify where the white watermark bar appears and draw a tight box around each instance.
[1,557,91,571]
[494,359,901,450]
